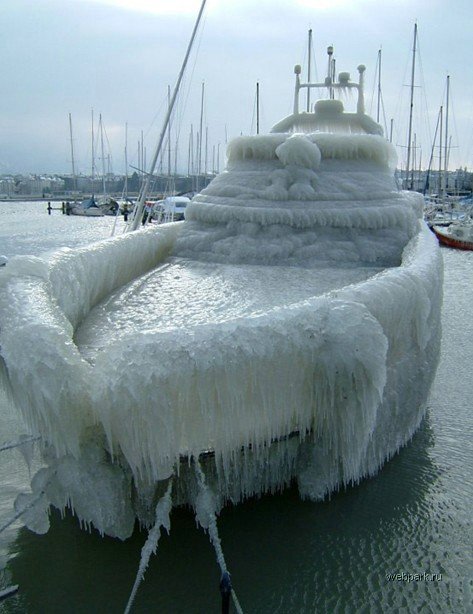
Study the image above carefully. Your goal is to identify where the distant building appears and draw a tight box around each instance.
[0,177,15,198]
[15,175,65,196]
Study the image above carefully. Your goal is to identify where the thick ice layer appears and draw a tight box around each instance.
[186,135,418,237]
[74,258,383,364]
[0,224,442,538]
[0,129,442,539]
[0,224,180,458]
[181,133,421,266]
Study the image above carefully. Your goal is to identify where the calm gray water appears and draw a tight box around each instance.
[0,201,472,613]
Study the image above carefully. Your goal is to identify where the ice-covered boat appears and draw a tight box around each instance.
[69,195,119,217]
[432,216,473,250]
[0,56,442,540]
[69,196,104,217]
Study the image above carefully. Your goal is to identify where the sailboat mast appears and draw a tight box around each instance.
[124,122,128,199]
[68,113,77,194]
[99,114,106,196]
[306,28,312,112]
[141,130,145,178]
[91,109,95,183]
[129,0,207,231]
[406,23,417,189]
[167,85,172,179]
[444,75,450,196]
[205,126,208,178]
[198,81,205,182]
[423,106,442,195]
[256,82,260,134]
[439,105,443,195]
[377,48,382,124]
[188,124,194,176]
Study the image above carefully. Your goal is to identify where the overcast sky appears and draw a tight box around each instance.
[1,0,472,176]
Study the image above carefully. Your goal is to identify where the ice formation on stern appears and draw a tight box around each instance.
[0,55,442,540]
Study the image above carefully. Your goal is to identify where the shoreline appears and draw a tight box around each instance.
[0,195,138,203]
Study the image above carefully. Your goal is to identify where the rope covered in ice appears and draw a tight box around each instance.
[194,459,244,614]
[0,491,44,535]
[0,585,19,602]
[0,436,40,453]
[0,468,56,537]
[124,478,173,614]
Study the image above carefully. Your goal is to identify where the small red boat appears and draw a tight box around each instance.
[432,223,473,251]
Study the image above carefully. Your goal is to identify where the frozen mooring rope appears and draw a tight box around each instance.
[0,585,19,602]
[0,494,44,536]
[0,435,40,453]
[124,479,173,614]
[0,468,55,537]
[0,435,47,537]
[193,459,244,614]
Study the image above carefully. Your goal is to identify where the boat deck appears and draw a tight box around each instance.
[74,256,384,364]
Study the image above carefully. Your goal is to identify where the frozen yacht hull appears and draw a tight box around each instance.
[0,126,442,539]
[0,217,442,539]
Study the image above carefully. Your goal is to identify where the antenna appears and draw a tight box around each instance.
[306,29,312,112]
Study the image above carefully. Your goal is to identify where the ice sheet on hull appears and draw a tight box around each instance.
[74,258,384,363]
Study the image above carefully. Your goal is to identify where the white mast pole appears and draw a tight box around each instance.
[205,125,208,179]
[377,48,382,124]
[196,80,205,191]
[141,130,144,178]
[68,113,77,195]
[190,124,194,175]
[444,75,450,197]
[167,85,171,179]
[439,105,443,195]
[99,114,106,196]
[406,23,417,190]
[256,81,260,134]
[306,28,312,112]
[129,0,207,231]
[124,122,128,199]
[91,109,95,187]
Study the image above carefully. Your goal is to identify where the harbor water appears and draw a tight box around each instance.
[0,201,472,613]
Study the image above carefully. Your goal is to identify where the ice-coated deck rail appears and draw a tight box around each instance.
[293,46,366,115]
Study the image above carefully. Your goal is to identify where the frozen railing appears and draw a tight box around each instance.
[293,46,366,115]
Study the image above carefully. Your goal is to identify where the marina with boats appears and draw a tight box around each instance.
[0,16,444,612]
[0,1,472,612]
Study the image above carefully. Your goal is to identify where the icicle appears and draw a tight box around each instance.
[193,459,244,614]
[124,478,173,614]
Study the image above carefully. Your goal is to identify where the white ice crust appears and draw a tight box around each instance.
[0,130,442,539]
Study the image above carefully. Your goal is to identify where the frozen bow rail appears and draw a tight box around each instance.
[0,39,442,611]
